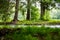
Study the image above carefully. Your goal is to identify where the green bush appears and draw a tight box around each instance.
[44,10,51,21]
[31,6,40,21]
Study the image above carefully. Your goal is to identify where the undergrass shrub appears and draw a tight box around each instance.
[0,26,60,40]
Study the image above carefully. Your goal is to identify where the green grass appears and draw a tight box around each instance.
[17,20,60,25]
[0,19,60,25]
[0,26,60,40]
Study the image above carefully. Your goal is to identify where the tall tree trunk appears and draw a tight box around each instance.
[26,0,31,20]
[40,2,45,20]
[13,0,19,22]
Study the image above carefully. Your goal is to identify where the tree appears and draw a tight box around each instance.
[39,0,55,20]
[26,0,31,20]
[0,0,10,22]
[40,1,45,20]
[12,0,19,22]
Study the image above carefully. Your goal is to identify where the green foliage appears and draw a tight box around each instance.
[31,6,40,20]
[44,10,51,21]
[0,0,15,22]
[41,0,52,3]
[55,0,60,3]
[19,1,26,15]
[0,26,60,40]
[0,0,10,22]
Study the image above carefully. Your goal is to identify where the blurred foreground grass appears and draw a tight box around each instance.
[0,26,60,40]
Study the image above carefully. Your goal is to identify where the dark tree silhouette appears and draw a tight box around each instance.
[12,0,19,23]
[40,2,45,20]
[26,0,31,20]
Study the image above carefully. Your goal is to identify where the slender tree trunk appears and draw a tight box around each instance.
[40,2,45,20]
[26,0,31,20]
[13,0,19,22]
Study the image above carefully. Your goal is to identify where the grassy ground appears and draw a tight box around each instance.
[17,20,60,25]
[0,27,60,40]
[0,19,60,25]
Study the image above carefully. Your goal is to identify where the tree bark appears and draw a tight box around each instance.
[40,2,45,20]
[26,0,31,20]
[13,0,19,22]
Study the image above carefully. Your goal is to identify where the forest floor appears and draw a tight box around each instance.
[17,20,60,25]
[0,20,60,25]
